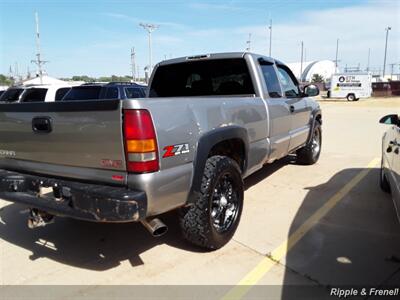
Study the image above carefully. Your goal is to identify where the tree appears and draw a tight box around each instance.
[311,73,324,83]
[0,74,14,86]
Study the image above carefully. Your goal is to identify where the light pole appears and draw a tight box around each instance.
[139,23,159,74]
[268,19,272,56]
[383,26,391,78]
[334,38,339,69]
[300,41,304,82]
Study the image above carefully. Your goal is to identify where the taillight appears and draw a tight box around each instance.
[123,109,159,173]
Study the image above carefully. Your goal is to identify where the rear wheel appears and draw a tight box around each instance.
[347,93,356,101]
[296,121,322,165]
[380,161,391,193]
[180,155,243,250]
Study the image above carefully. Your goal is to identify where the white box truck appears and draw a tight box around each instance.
[327,72,372,101]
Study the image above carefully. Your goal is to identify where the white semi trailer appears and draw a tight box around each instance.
[327,72,372,101]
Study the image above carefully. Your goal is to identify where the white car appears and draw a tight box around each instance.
[0,84,72,103]
[380,114,400,222]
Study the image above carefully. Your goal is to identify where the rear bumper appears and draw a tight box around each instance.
[0,169,147,222]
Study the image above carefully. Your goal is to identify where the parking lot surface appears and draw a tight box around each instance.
[1,98,399,298]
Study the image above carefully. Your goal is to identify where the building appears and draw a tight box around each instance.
[287,60,338,82]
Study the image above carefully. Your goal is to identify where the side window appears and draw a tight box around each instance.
[277,66,300,98]
[260,64,282,98]
[105,87,119,99]
[125,87,145,98]
[55,87,71,101]
[21,88,48,102]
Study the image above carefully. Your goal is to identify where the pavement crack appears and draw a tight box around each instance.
[231,239,265,257]
[266,252,330,289]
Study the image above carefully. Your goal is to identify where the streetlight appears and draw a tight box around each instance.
[383,26,391,78]
[139,23,159,74]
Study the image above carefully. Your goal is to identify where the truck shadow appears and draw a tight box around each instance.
[279,167,400,299]
[0,158,291,272]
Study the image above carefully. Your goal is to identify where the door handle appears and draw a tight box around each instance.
[290,105,295,113]
[32,117,52,134]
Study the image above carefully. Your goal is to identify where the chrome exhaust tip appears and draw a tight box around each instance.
[141,218,168,237]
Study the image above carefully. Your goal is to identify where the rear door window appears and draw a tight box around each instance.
[150,58,255,97]
[125,87,145,98]
[0,88,24,102]
[21,88,48,102]
[55,87,71,101]
[260,63,282,98]
[62,86,102,100]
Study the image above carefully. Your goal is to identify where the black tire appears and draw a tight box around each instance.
[180,155,244,250]
[327,91,331,98]
[380,162,391,193]
[296,121,322,165]
[347,93,355,101]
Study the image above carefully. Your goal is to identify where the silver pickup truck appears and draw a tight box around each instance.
[0,52,322,249]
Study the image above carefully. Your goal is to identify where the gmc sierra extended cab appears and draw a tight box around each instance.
[0,52,322,249]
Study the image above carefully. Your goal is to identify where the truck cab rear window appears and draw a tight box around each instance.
[62,86,102,101]
[150,58,255,97]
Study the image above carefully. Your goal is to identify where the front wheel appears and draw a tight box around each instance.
[296,121,322,165]
[347,94,356,101]
[180,156,244,250]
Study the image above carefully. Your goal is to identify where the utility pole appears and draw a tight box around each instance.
[383,26,391,79]
[130,47,136,82]
[388,63,396,80]
[139,23,159,75]
[366,48,371,72]
[31,12,48,84]
[334,38,339,69]
[246,33,251,51]
[268,19,272,56]
[300,41,304,82]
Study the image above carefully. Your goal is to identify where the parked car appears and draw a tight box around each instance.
[380,114,400,222]
[0,52,321,249]
[61,82,147,101]
[0,84,71,103]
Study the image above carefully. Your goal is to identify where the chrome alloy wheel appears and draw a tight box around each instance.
[210,173,239,233]
[311,128,321,159]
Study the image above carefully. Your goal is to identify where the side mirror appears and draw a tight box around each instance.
[379,114,399,125]
[303,84,319,97]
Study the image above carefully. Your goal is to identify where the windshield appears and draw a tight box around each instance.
[0,88,24,102]
[149,58,255,97]
[62,86,102,100]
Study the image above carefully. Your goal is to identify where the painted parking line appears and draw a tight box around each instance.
[223,157,381,300]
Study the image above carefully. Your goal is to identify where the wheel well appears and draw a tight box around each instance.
[208,139,246,172]
[316,114,322,125]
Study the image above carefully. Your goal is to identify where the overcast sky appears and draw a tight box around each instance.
[0,0,399,77]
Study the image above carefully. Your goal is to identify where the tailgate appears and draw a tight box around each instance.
[0,100,127,185]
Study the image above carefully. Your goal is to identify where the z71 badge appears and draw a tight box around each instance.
[163,143,190,158]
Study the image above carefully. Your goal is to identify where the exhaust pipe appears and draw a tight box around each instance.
[141,218,168,237]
